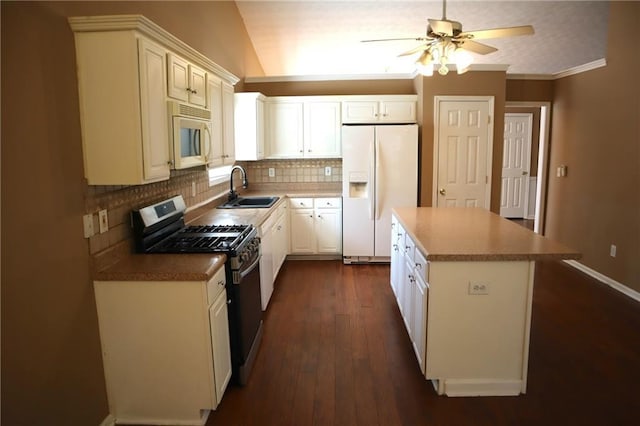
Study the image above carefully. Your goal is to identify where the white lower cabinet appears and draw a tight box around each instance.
[259,201,289,311]
[259,213,275,311]
[93,267,231,425]
[289,197,342,255]
[391,213,429,375]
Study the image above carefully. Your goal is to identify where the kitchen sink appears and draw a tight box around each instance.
[217,196,280,209]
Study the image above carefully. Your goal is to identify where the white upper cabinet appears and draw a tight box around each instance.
[207,77,235,167]
[69,15,239,185]
[266,100,304,158]
[234,92,266,161]
[266,97,342,159]
[168,53,207,107]
[71,30,170,185]
[342,95,417,123]
[304,101,342,158]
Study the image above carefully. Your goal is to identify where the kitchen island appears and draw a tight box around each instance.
[390,207,580,397]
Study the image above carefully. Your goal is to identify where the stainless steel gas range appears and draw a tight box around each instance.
[131,195,263,386]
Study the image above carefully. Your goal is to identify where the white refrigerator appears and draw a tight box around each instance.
[342,124,418,262]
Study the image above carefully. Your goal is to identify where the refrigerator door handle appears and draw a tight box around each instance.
[369,140,375,220]
[375,139,381,220]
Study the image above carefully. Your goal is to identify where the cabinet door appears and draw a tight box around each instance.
[272,210,288,278]
[188,64,207,107]
[380,101,416,123]
[221,82,235,164]
[138,38,171,182]
[167,53,190,102]
[402,254,414,332]
[234,93,265,161]
[315,209,342,254]
[289,209,315,254]
[207,78,224,167]
[413,274,428,374]
[266,101,304,158]
[304,101,341,157]
[210,289,232,404]
[341,100,380,123]
[259,220,274,311]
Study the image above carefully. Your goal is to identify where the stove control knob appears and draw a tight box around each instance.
[241,252,250,262]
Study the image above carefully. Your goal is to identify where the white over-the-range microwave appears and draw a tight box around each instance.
[168,100,212,170]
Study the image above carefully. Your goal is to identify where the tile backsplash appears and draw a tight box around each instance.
[85,158,342,262]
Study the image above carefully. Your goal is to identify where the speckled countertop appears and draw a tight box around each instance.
[94,190,340,282]
[94,253,227,282]
[393,207,581,262]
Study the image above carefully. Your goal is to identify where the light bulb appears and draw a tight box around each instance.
[438,63,449,75]
[454,47,473,74]
[415,50,434,76]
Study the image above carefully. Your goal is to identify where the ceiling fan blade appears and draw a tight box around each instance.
[429,18,454,36]
[397,43,432,57]
[361,37,430,43]
[458,40,498,55]
[459,25,534,40]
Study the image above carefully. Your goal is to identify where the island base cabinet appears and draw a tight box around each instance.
[94,273,229,425]
[425,260,534,397]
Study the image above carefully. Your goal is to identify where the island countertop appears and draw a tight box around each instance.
[392,207,581,262]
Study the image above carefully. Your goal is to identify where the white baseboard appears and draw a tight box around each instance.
[99,414,115,426]
[564,260,640,303]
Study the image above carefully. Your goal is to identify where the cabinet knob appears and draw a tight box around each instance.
[309,215,313,218]
[218,280,225,286]
[307,149,312,152]
[299,150,304,153]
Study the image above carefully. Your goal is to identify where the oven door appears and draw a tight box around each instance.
[227,250,263,384]
[172,116,211,169]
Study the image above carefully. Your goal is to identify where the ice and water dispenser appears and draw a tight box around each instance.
[348,172,369,198]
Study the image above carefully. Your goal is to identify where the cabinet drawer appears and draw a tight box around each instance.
[289,198,313,209]
[314,197,341,209]
[414,249,429,283]
[404,235,415,261]
[206,267,227,305]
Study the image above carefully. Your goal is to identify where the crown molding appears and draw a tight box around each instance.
[507,58,607,81]
[553,58,607,79]
[244,64,510,83]
[68,14,240,85]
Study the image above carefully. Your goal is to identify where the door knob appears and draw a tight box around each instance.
[439,188,446,196]
[522,171,529,175]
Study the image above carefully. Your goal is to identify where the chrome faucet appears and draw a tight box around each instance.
[228,165,248,201]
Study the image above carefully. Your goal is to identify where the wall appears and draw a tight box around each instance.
[1,1,261,425]
[416,71,507,209]
[546,1,640,291]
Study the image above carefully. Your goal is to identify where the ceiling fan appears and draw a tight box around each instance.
[362,0,534,76]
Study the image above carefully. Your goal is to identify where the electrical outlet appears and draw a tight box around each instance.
[268,167,275,177]
[325,166,332,176]
[469,281,490,295]
[610,244,617,257]
[82,214,94,238]
[98,209,109,234]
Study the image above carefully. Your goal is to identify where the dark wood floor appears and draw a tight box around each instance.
[207,260,640,426]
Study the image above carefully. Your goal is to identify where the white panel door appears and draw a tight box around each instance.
[500,113,532,218]
[374,125,418,257]
[435,98,493,208]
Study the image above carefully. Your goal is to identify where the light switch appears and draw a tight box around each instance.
[99,209,109,234]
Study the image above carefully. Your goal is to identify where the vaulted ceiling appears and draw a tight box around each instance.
[235,0,609,78]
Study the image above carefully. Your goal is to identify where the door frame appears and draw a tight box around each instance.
[505,101,551,235]
[433,96,495,209]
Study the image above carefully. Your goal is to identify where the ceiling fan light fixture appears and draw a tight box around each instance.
[438,63,449,75]
[415,50,434,76]
[453,47,473,74]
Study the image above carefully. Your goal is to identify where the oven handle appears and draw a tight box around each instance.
[239,253,261,280]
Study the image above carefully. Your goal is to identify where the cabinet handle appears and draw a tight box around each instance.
[309,215,313,218]
[299,150,304,153]
[308,149,312,152]
[317,215,322,219]
[218,280,225,286]
[415,263,422,270]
